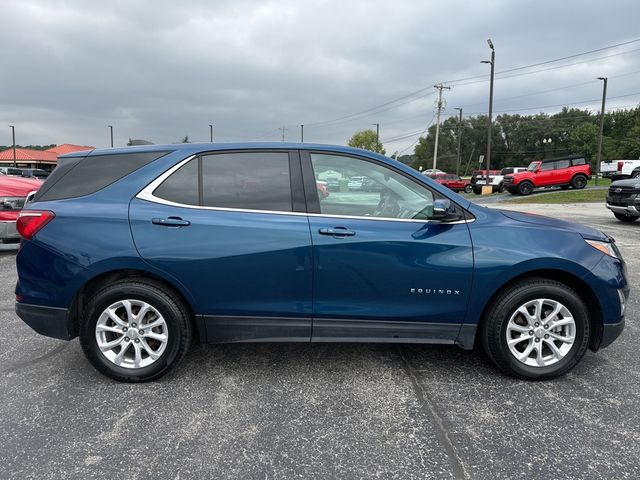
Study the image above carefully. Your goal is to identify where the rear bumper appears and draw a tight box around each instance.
[0,220,19,241]
[15,302,74,340]
[600,319,625,349]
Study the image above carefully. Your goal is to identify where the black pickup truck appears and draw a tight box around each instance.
[606,178,640,222]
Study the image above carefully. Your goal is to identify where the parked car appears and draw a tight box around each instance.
[347,176,365,191]
[472,167,527,194]
[316,181,329,199]
[504,155,591,195]
[21,168,50,180]
[325,176,340,191]
[0,175,42,243]
[600,159,640,181]
[0,166,25,177]
[429,173,473,193]
[15,144,628,382]
[606,178,640,222]
[422,168,445,175]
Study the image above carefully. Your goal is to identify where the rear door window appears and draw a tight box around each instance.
[153,151,293,212]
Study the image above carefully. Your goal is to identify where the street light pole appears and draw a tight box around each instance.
[454,108,463,176]
[9,125,17,167]
[209,124,214,142]
[108,125,114,147]
[372,123,380,151]
[301,124,304,143]
[481,39,495,186]
[596,77,608,186]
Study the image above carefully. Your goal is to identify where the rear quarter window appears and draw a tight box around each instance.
[34,151,171,202]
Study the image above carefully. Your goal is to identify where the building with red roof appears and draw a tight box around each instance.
[0,144,94,170]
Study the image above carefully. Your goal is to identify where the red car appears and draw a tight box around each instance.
[504,155,591,195]
[429,173,473,193]
[0,175,42,243]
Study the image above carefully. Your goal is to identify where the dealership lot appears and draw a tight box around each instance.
[0,203,638,479]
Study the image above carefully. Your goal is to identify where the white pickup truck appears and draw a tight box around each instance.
[600,159,640,181]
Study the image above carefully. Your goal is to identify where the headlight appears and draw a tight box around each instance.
[585,239,619,259]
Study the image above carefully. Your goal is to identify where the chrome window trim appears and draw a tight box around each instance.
[136,154,475,225]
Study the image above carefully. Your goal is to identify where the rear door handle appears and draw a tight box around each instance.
[318,227,356,237]
[152,217,191,227]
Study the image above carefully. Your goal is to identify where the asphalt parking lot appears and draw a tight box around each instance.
[1,203,638,479]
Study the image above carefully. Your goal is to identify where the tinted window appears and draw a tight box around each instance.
[202,152,291,211]
[554,159,570,169]
[35,151,170,202]
[572,157,586,166]
[154,158,199,205]
[540,162,554,171]
[310,153,438,220]
[501,168,514,175]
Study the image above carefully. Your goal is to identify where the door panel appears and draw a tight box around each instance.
[130,150,313,342]
[302,151,474,342]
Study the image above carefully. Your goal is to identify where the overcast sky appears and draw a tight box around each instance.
[1,0,639,153]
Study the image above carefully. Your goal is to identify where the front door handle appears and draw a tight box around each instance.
[152,217,190,227]
[318,227,356,237]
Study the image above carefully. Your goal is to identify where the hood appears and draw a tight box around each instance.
[610,179,640,189]
[498,209,608,241]
[0,176,42,196]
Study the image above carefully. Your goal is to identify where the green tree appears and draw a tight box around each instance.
[181,135,190,143]
[347,129,385,154]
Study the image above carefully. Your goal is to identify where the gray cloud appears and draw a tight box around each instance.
[1,0,639,152]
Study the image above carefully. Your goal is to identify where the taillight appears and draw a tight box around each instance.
[617,161,624,172]
[16,210,55,240]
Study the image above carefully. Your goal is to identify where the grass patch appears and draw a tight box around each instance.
[505,188,607,204]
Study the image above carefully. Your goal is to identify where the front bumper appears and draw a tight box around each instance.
[15,302,74,340]
[601,319,625,349]
[606,203,640,217]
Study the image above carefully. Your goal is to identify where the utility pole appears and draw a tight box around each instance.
[432,83,451,171]
[454,108,463,176]
[278,126,288,142]
[596,77,608,186]
[9,125,16,167]
[300,124,304,143]
[481,39,495,186]
[372,123,380,152]
[209,124,214,142]
[108,125,114,147]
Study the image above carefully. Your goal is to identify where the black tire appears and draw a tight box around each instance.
[481,278,590,380]
[613,212,639,222]
[497,182,505,193]
[517,181,534,196]
[80,279,192,382]
[632,170,640,179]
[464,184,473,194]
[571,174,587,189]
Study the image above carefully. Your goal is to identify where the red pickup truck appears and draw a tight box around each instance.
[0,175,42,242]
[504,155,591,195]
[429,173,473,193]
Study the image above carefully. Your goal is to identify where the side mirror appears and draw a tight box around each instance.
[431,198,453,220]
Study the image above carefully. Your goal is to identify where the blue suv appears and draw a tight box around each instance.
[14,144,629,382]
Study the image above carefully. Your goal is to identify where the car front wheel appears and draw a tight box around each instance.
[80,279,192,382]
[517,181,533,195]
[482,278,590,380]
[571,174,588,189]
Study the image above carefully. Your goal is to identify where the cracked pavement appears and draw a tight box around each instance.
[0,202,638,479]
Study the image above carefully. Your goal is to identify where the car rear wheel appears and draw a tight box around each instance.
[464,184,473,194]
[482,278,590,380]
[571,174,588,189]
[517,181,533,195]
[613,212,639,222]
[80,279,192,382]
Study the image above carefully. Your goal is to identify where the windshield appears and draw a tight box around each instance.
[527,162,540,172]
